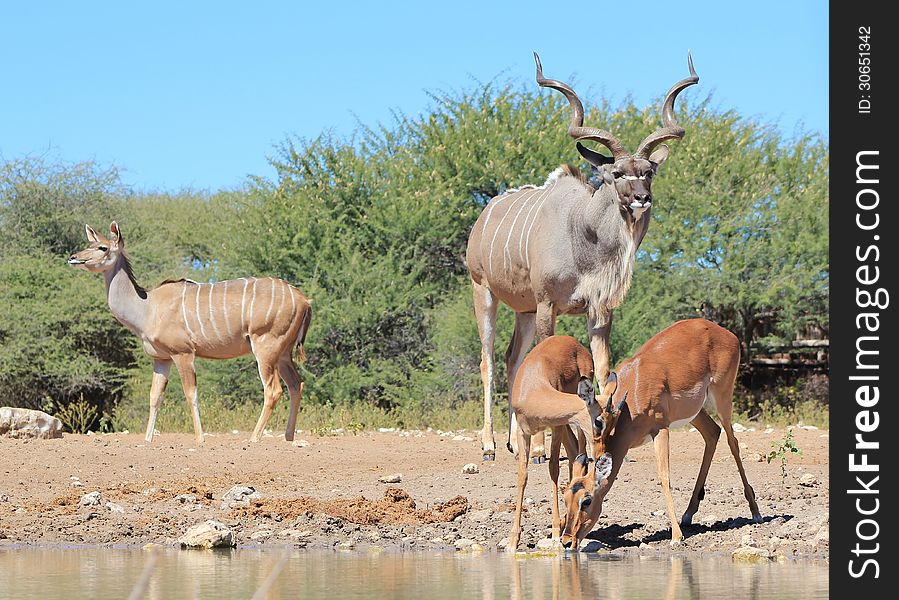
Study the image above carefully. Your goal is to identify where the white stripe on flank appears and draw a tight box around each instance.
[181,284,196,340]
[504,186,547,271]
[248,279,258,330]
[208,283,223,342]
[289,283,296,319]
[265,278,276,323]
[518,186,551,261]
[240,278,249,331]
[522,184,555,270]
[488,189,538,277]
[279,280,286,320]
[480,194,508,241]
[222,280,230,335]
[194,284,207,340]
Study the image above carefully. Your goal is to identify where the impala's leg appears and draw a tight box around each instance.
[680,408,721,526]
[714,383,763,522]
[144,359,172,443]
[587,309,613,387]
[251,352,283,443]
[504,312,537,461]
[550,427,564,541]
[525,301,556,463]
[171,354,203,446]
[472,281,499,461]
[509,424,532,551]
[278,354,304,442]
[653,427,683,543]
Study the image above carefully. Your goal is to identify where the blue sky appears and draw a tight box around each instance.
[1,1,828,191]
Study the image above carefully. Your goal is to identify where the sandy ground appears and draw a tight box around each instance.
[0,426,828,559]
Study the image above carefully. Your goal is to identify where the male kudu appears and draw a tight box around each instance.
[466,53,698,461]
[560,319,763,548]
[69,222,312,445]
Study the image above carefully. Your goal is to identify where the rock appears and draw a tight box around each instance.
[813,525,829,546]
[0,407,63,439]
[468,543,486,553]
[746,453,763,463]
[492,512,513,523]
[467,509,492,523]
[732,422,747,433]
[799,473,819,487]
[496,537,510,550]
[249,530,273,541]
[178,521,235,549]
[292,439,310,448]
[220,486,261,509]
[336,541,356,551]
[70,481,85,488]
[652,509,666,517]
[579,539,605,552]
[699,514,720,526]
[455,538,477,550]
[175,494,197,504]
[80,491,102,506]
[732,546,773,562]
[741,533,756,547]
[536,538,560,551]
[0,494,8,503]
[461,463,479,475]
[378,473,402,484]
[105,502,125,514]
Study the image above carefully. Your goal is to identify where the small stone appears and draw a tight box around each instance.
[467,509,492,523]
[292,439,310,448]
[336,541,356,551]
[579,539,605,552]
[80,491,102,506]
[0,494,8,503]
[732,546,773,562]
[378,473,402,484]
[220,486,261,509]
[496,537,510,550]
[732,423,747,433]
[250,530,273,541]
[461,463,479,475]
[455,538,476,550]
[524,498,534,506]
[746,453,763,463]
[105,502,125,514]
[492,512,513,523]
[652,509,666,517]
[536,538,560,551]
[764,428,775,434]
[700,514,720,525]
[175,494,197,504]
[178,521,235,549]
[70,481,85,488]
[741,533,756,547]
[799,473,819,487]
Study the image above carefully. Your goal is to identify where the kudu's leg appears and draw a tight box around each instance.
[145,359,172,443]
[509,425,532,551]
[472,282,499,461]
[559,425,581,481]
[713,382,763,522]
[171,354,203,446]
[652,427,684,544]
[504,312,536,460]
[587,310,613,387]
[523,301,556,463]
[251,350,284,443]
[680,408,721,526]
[549,427,564,540]
[278,354,304,442]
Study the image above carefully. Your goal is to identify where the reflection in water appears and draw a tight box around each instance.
[0,548,827,600]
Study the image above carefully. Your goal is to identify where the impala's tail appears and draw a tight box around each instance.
[295,301,312,363]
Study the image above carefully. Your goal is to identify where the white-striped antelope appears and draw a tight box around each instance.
[560,319,763,548]
[466,53,699,462]
[68,222,312,445]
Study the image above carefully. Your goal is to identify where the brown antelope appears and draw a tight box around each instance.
[466,52,698,462]
[507,335,617,550]
[559,319,763,548]
[68,222,312,445]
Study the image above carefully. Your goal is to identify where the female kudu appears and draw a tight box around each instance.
[69,222,312,445]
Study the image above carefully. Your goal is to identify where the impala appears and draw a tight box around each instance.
[560,319,763,547]
[466,52,698,462]
[507,335,617,550]
[68,222,312,445]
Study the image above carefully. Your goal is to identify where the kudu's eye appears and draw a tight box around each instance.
[612,171,623,179]
[98,246,108,252]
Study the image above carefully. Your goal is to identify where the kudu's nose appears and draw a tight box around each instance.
[634,194,651,204]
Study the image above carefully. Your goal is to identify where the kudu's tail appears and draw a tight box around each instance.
[295,301,312,363]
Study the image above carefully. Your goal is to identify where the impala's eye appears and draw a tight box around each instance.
[580,496,593,509]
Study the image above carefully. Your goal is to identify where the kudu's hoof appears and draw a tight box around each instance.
[482,452,496,462]
[531,456,547,465]
[506,442,514,454]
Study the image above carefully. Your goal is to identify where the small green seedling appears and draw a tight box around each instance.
[766,429,802,483]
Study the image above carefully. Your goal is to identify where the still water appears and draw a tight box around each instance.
[0,547,827,599]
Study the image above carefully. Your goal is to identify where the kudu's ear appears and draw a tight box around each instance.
[576,142,615,169]
[109,221,123,246]
[85,224,100,243]
[648,144,669,169]
[601,372,618,402]
[614,390,628,415]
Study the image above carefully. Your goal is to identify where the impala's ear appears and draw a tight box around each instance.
[594,453,613,482]
[572,453,593,478]
[109,221,123,246]
[85,224,100,243]
[577,142,615,169]
[577,377,595,406]
[649,144,669,169]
